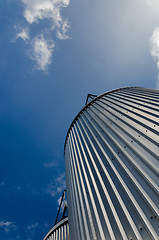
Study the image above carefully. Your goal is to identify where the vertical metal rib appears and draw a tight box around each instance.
[43,218,69,240]
[65,87,159,240]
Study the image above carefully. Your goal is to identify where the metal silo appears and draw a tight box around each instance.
[43,217,69,240]
[43,190,69,240]
[64,87,159,240]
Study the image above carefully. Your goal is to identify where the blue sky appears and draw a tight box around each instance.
[0,0,159,239]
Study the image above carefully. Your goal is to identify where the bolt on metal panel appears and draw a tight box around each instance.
[64,87,159,240]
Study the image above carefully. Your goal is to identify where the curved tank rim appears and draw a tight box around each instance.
[43,217,68,240]
[64,86,158,154]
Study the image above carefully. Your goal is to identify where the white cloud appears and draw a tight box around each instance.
[0,220,17,232]
[57,20,70,40]
[21,0,69,29]
[16,28,30,41]
[27,222,39,230]
[44,161,56,168]
[46,173,66,197]
[15,0,70,71]
[28,34,55,71]
[150,27,159,89]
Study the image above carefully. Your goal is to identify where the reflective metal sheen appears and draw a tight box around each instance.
[64,87,159,240]
[43,218,69,240]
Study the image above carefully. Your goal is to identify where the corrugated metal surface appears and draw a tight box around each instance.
[64,87,159,240]
[43,217,69,240]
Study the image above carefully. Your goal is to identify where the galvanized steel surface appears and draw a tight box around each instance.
[64,87,159,240]
[43,217,69,240]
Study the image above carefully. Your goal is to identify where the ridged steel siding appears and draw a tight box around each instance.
[43,218,69,240]
[64,87,159,240]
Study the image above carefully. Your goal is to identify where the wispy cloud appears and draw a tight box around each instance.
[15,0,70,71]
[57,196,67,212]
[27,222,39,230]
[16,27,30,41]
[46,173,66,197]
[28,34,55,71]
[150,27,159,89]
[26,221,40,240]
[43,161,56,168]
[0,178,22,195]
[21,0,70,39]
[0,220,17,233]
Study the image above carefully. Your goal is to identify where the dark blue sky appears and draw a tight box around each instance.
[0,0,159,239]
